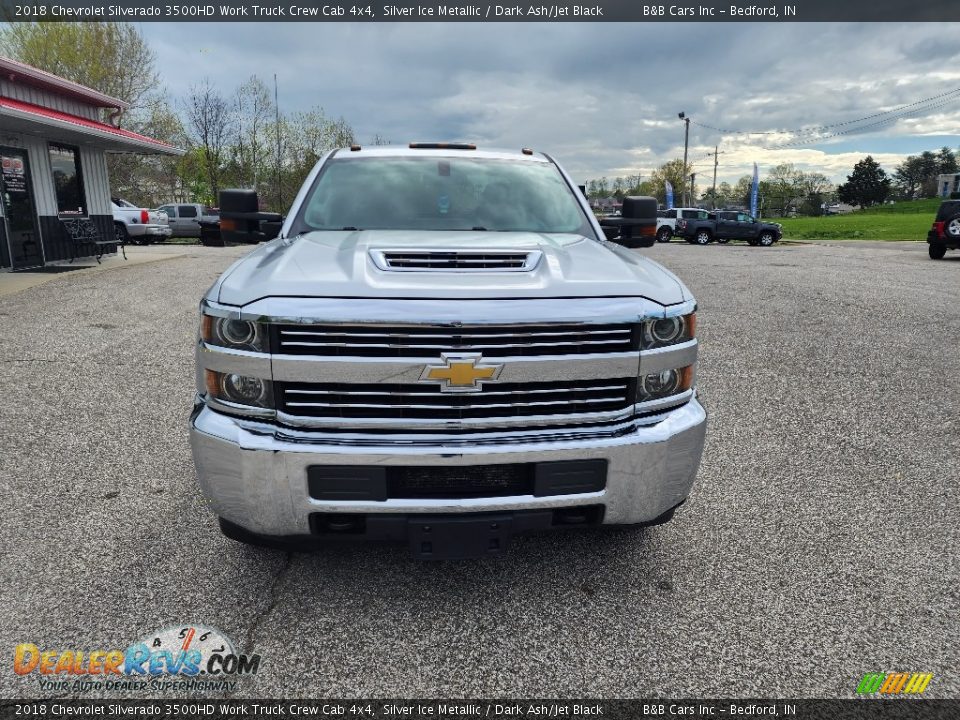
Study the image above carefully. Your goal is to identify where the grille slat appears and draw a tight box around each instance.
[378,250,535,271]
[279,378,633,421]
[275,322,639,358]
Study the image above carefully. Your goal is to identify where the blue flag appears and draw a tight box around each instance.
[665,180,674,210]
[750,163,759,217]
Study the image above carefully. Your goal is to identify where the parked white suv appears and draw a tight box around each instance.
[656,207,710,243]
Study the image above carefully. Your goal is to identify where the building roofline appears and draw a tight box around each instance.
[0,55,129,110]
[0,97,182,155]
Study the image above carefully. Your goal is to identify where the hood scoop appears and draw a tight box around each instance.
[370,248,542,272]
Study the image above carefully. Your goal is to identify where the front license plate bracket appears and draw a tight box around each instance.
[408,514,513,560]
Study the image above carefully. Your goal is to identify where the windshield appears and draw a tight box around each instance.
[291,156,592,235]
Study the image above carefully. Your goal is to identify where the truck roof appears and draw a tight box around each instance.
[331,145,551,162]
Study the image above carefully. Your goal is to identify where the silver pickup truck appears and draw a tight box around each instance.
[190,144,706,559]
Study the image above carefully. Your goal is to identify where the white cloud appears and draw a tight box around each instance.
[150,22,960,184]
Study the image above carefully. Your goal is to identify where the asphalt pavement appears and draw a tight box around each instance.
[1,240,957,700]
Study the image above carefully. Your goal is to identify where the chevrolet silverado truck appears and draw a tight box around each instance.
[111,198,171,245]
[190,144,706,559]
[677,209,782,246]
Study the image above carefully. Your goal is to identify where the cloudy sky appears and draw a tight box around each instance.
[151,22,960,186]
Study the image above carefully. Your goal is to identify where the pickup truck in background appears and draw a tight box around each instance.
[656,207,710,243]
[156,203,220,238]
[111,198,171,245]
[676,210,782,246]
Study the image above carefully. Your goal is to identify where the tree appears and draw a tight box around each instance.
[650,159,693,206]
[894,156,925,199]
[0,22,159,114]
[185,79,235,203]
[233,75,274,193]
[936,146,957,175]
[837,156,891,208]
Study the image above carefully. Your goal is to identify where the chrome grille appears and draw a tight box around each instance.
[278,378,634,421]
[372,249,540,271]
[274,322,639,358]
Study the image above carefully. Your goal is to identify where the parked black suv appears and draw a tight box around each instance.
[927,200,960,259]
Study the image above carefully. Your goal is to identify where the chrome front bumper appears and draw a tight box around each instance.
[189,398,707,536]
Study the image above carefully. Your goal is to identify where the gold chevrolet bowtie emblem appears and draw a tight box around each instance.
[420,353,504,392]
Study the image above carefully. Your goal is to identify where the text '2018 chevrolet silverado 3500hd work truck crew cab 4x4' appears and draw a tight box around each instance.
[190,144,706,559]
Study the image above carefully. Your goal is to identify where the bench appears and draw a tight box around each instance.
[62,217,126,264]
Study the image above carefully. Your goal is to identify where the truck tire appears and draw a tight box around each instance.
[946,214,960,240]
[656,227,673,243]
[114,222,132,245]
[758,231,776,247]
[929,243,947,259]
[694,230,712,245]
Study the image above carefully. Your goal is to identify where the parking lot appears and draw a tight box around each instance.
[1,240,957,699]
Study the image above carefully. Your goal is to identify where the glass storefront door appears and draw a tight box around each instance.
[1,147,44,270]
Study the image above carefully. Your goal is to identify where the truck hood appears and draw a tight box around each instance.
[215,230,688,307]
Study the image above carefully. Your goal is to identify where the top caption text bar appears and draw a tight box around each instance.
[1,0,959,21]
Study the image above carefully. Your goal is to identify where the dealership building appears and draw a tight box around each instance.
[0,56,179,270]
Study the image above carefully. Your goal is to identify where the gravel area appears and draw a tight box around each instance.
[1,240,956,700]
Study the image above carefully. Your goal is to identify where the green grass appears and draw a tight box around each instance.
[777,199,939,241]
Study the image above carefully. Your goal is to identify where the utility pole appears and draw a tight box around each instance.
[274,73,282,212]
[678,112,690,206]
[707,145,726,209]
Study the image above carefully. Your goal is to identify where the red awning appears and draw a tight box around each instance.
[0,96,182,155]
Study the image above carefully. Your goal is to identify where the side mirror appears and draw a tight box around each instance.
[597,196,658,248]
[219,189,284,244]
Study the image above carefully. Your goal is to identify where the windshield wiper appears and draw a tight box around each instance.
[340,226,362,231]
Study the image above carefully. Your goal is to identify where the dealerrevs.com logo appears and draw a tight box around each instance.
[13,625,261,693]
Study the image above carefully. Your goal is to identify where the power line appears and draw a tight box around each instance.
[690,86,960,138]
[759,94,960,150]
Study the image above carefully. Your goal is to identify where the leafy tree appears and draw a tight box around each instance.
[837,156,890,208]
[232,75,274,194]
[650,159,693,206]
[894,156,925,199]
[0,22,159,114]
[936,146,957,174]
[185,79,235,203]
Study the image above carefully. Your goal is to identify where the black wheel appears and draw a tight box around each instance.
[114,223,132,245]
[945,214,960,241]
[758,231,776,247]
[929,243,947,260]
[656,227,673,243]
[694,230,712,245]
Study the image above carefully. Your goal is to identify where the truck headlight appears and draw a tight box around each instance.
[201,314,269,352]
[637,366,694,403]
[205,370,273,409]
[641,312,695,349]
